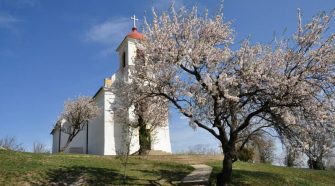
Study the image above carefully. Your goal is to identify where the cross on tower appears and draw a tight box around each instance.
[131,14,139,28]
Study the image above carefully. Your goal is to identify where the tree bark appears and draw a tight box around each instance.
[60,129,79,152]
[60,139,71,152]
[217,144,237,186]
[308,158,325,170]
[222,152,233,185]
[138,115,151,155]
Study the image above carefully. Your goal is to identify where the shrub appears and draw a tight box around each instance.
[237,148,254,162]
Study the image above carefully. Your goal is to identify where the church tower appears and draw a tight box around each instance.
[116,27,143,69]
[104,15,144,86]
[108,18,171,154]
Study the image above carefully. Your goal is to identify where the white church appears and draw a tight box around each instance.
[51,18,172,155]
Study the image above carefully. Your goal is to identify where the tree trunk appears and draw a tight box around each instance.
[222,153,233,185]
[217,145,237,186]
[308,158,325,170]
[61,134,75,152]
[138,115,151,155]
[60,139,71,152]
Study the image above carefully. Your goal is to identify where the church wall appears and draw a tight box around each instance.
[128,106,140,154]
[107,89,141,155]
[151,120,172,153]
[52,129,60,153]
[87,89,105,155]
[110,39,141,155]
[129,39,141,154]
[112,122,125,154]
[127,39,137,66]
[59,126,69,152]
[104,90,117,155]
[68,125,86,153]
[129,128,140,154]
[58,121,86,154]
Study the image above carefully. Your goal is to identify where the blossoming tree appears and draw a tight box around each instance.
[111,74,169,155]
[289,115,335,169]
[59,96,101,152]
[132,4,335,185]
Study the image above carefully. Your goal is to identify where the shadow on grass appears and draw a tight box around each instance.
[232,169,289,186]
[42,166,133,185]
[31,165,190,185]
[210,166,289,186]
[136,168,191,185]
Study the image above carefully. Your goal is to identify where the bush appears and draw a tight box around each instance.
[177,144,222,155]
[258,140,274,163]
[237,148,254,162]
[33,142,49,153]
[0,136,24,152]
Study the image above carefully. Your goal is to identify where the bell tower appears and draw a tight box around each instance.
[116,15,143,72]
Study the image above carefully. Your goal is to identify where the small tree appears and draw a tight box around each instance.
[283,143,301,167]
[115,123,135,183]
[0,136,24,152]
[33,141,49,153]
[186,144,222,155]
[253,136,275,164]
[59,96,101,152]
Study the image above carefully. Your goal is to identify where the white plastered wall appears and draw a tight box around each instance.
[87,89,105,155]
[52,129,60,153]
[151,120,172,153]
[103,89,117,155]
[63,123,87,153]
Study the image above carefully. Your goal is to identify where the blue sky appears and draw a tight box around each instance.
[0,0,334,153]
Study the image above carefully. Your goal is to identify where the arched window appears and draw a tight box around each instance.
[122,52,126,68]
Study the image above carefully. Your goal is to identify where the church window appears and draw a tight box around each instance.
[122,52,126,68]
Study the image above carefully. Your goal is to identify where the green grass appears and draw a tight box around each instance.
[209,161,335,186]
[1,150,334,186]
[0,150,192,185]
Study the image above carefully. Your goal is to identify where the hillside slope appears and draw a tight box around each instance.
[209,161,335,186]
[0,150,334,185]
[0,150,192,185]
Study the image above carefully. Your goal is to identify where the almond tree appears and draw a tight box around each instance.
[302,121,334,170]
[134,97,169,155]
[132,5,335,185]
[111,74,168,155]
[59,96,101,152]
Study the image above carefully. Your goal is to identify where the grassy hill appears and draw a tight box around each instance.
[0,149,334,185]
[209,162,335,186]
